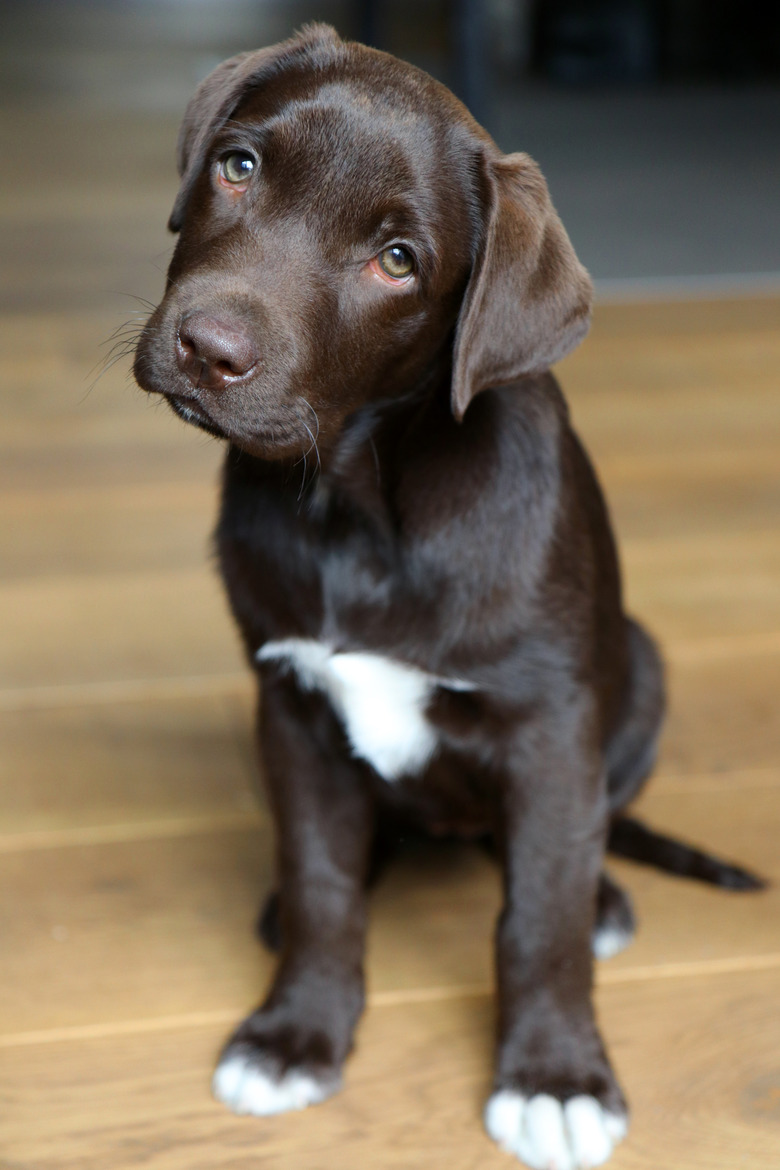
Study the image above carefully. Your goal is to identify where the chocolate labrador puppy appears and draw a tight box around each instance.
[134,25,762,1168]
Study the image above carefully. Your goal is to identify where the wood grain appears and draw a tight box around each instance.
[0,568,243,691]
[2,969,779,1169]
[661,650,780,777]
[3,545,779,694]
[0,482,218,580]
[0,692,257,835]
[0,783,776,1040]
[2,51,780,1167]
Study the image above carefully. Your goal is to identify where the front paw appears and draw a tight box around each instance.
[212,1014,343,1117]
[213,1044,339,1115]
[485,1091,628,1170]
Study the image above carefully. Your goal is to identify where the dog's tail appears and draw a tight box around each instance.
[607,815,767,890]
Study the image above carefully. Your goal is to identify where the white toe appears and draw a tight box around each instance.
[212,1055,247,1106]
[603,1109,628,1143]
[592,923,633,960]
[520,1094,574,1170]
[484,1090,627,1169]
[485,1089,526,1149]
[212,1052,333,1116]
[564,1096,613,1166]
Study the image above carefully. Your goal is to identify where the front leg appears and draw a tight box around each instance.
[213,672,375,1115]
[485,702,628,1169]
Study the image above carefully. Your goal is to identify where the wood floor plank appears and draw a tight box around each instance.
[0,828,274,1035]
[610,472,780,543]
[4,486,778,649]
[6,298,778,426]
[588,296,780,339]
[563,310,780,465]
[0,646,777,835]
[1,968,779,1169]
[0,482,217,580]
[0,435,221,496]
[0,692,256,835]
[567,345,780,466]
[564,298,780,401]
[2,564,779,695]
[0,641,776,833]
[621,530,780,642]
[606,783,777,962]
[6,429,771,545]
[0,568,243,691]
[661,650,780,777]
[2,300,778,517]
[312,783,780,989]
[563,298,780,544]
[3,623,777,771]
[0,311,222,493]
[1,784,776,1038]
[0,828,499,1036]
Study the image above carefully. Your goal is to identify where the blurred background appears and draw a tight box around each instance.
[2,0,780,312]
[2,5,780,1169]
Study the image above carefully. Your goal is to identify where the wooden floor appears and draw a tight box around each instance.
[2,101,780,1169]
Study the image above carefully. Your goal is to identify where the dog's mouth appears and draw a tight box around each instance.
[166,395,227,439]
[164,393,314,460]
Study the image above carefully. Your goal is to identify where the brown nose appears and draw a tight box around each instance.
[176,312,258,390]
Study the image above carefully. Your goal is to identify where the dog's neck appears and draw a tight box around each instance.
[278,367,454,525]
[309,390,432,534]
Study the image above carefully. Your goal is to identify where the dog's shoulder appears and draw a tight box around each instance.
[395,373,571,524]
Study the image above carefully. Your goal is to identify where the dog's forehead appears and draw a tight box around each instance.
[227,64,476,227]
[231,47,466,141]
[252,88,430,178]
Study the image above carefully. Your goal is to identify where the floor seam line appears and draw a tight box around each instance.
[3,956,779,1049]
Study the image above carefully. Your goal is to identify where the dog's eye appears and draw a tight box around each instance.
[220,152,256,185]
[378,246,415,279]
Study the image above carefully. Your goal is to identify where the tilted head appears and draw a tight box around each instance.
[134,24,592,460]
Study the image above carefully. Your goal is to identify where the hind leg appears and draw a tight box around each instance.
[261,861,639,967]
[592,872,636,959]
[606,618,665,813]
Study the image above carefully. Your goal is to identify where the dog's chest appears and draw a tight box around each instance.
[257,638,471,781]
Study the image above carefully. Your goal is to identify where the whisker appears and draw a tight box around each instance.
[303,423,321,473]
[301,397,321,441]
[84,314,152,400]
[105,291,158,313]
[297,447,308,502]
[300,398,322,482]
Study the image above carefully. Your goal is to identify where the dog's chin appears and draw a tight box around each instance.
[228,430,314,462]
[166,396,227,440]
[164,395,320,463]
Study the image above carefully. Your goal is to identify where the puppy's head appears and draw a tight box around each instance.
[134,24,591,460]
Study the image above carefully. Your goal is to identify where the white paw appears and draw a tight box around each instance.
[484,1090,628,1169]
[212,1050,338,1116]
[592,921,633,960]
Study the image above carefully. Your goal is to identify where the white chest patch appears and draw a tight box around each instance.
[257,638,471,782]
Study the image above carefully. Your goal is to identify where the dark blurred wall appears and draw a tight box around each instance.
[531,0,780,85]
[1,0,778,291]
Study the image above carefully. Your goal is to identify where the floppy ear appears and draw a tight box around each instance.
[451,151,593,420]
[168,24,342,232]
